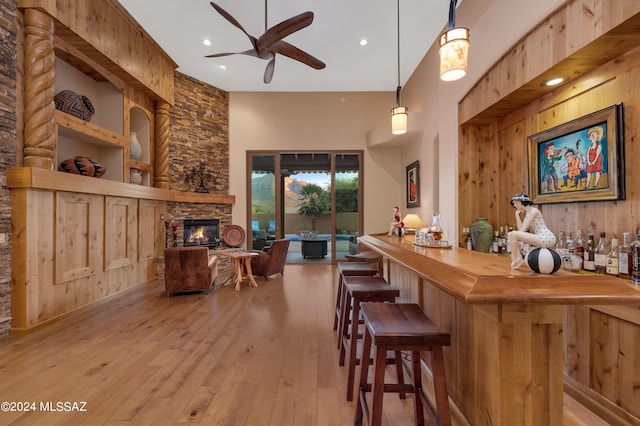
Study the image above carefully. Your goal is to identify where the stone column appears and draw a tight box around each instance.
[23,8,56,169]
[154,101,170,189]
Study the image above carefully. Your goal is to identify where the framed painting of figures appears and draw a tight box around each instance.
[527,103,625,204]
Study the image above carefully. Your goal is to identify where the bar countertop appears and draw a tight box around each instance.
[358,234,640,305]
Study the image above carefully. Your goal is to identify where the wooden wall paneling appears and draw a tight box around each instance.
[453,299,474,418]
[497,120,527,228]
[34,190,55,323]
[104,196,137,271]
[55,191,103,284]
[9,189,55,330]
[618,317,640,417]
[25,0,178,104]
[563,306,591,385]
[458,2,640,125]
[458,123,499,232]
[472,306,501,424]
[138,199,159,262]
[589,311,620,404]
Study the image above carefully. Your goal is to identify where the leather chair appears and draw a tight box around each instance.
[250,239,291,279]
[164,246,218,295]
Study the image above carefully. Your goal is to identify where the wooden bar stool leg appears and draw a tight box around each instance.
[355,326,373,425]
[394,350,406,400]
[333,274,343,330]
[432,347,452,426]
[338,291,352,361]
[411,350,425,426]
[346,298,362,401]
[370,344,388,426]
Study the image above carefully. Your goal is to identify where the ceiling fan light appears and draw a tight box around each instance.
[439,27,470,82]
[391,106,408,135]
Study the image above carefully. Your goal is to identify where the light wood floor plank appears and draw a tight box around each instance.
[0,264,611,425]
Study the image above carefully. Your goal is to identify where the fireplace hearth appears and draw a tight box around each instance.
[183,219,220,248]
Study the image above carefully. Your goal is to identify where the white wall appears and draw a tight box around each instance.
[229,92,402,234]
[228,0,567,242]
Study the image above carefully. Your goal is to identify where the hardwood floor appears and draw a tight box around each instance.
[0,264,608,425]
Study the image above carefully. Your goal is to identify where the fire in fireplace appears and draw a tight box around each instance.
[183,219,220,248]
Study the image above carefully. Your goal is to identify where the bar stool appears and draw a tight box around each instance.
[355,303,452,426]
[333,262,379,339]
[338,275,401,401]
[346,251,384,275]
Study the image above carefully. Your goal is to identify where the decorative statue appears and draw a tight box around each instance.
[507,193,556,269]
[387,206,405,236]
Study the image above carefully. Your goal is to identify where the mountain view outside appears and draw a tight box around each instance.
[251,171,359,235]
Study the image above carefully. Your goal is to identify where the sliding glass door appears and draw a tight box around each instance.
[248,151,362,263]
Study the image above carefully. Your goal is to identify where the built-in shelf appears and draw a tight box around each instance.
[7,167,236,205]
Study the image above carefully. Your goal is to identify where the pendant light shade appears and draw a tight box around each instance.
[391,104,408,135]
[439,0,470,82]
[390,0,408,135]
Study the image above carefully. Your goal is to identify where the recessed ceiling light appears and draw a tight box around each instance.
[359,39,368,46]
[203,39,212,46]
[219,64,227,70]
[542,77,564,86]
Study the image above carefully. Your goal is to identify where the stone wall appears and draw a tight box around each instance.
[167,72,233,263]
[0,0,16,335]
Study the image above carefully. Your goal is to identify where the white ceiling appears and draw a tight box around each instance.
[117,0,455,92]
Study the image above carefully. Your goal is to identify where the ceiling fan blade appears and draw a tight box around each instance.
[256,11,314,51]
[263,58,276,84]
[269,40,326,70]
[205,49,259,59]
[210,2,258,48]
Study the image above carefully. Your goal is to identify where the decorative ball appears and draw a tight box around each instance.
[526,247,562,274]
[395,227,405,237]
[59,156,106,178]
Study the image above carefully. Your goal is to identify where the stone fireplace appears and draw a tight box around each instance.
[183,218,220,248]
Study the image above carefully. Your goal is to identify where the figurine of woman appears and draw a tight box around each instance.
[387,206,405,236]
[507,193,556,269]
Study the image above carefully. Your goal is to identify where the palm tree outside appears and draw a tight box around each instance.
[296,183,330,233]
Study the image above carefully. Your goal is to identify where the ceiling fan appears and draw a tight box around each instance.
[206,1,326,84]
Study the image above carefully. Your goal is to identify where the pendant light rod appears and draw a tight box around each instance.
[448,0,457,30]
[390,0,408,135]
[396,0,402,105]
[265,0,268,32]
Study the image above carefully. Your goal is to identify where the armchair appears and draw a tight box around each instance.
[250,239,291,279]
[164,246,218,296]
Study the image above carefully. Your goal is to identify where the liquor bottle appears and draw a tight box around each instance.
[605,238,619,276]
[618,232,632,279]
[555,231,567,254]
[594,232,607,274]
[631,233,640,284]
[566,232,575,253]
[492,231,500,253]
[583,233,596,272]
[428,213,443,241]
[574,229,585,259]
[497,226,505,254]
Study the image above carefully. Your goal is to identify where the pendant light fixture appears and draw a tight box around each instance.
[391,0,407,135]
[438,0,470,82]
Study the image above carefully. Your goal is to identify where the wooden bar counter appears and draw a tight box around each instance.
[358,234,640,426]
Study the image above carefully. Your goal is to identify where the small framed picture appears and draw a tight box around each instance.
[406,160,420,208]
